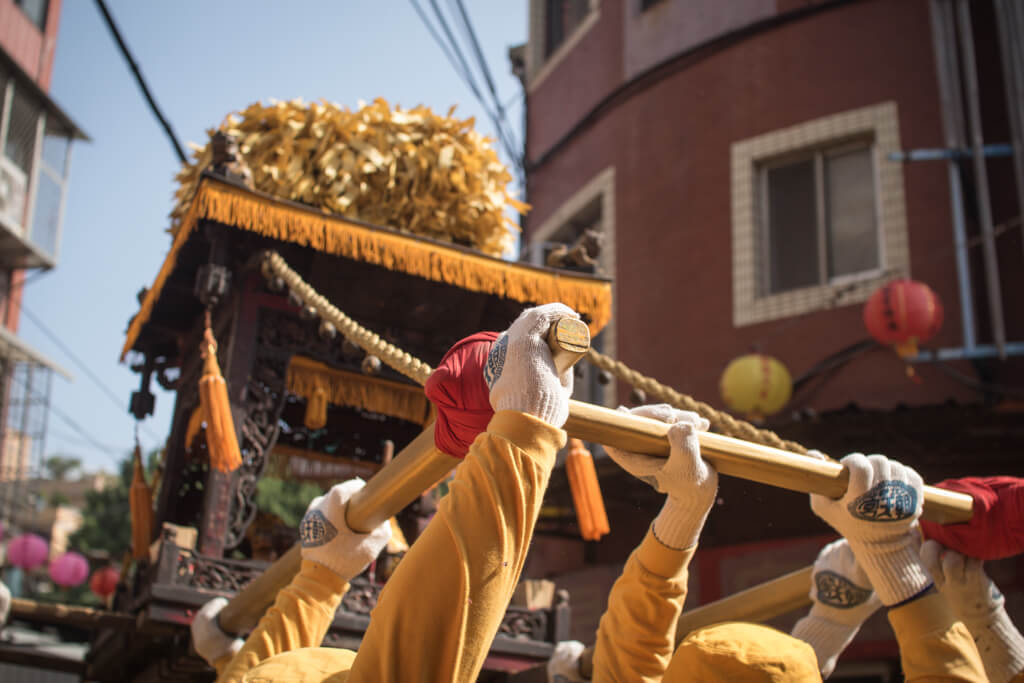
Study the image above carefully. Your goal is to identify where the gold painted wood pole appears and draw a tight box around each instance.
[217,425,452,634]
[217,318,592,635]
[563,400,973,525]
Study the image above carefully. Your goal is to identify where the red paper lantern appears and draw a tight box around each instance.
[49,551,89,588]
[863,279,943,358]
[8,533,49,570]
[89,567,120,598]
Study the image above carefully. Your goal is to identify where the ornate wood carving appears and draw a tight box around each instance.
[499,607,549,641]
[224,343,288,550]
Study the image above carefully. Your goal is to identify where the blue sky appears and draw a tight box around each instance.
[18,1,527,474]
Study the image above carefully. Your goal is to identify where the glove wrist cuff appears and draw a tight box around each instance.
[652,496,708,551]
[809,597,881,629]
[791,614,860,677]
[494,392,566,428]
[849,539,931,606]
[977,608,1024,683]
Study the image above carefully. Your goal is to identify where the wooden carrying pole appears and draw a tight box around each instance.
[217,322,972,635]
[565,401,973,525]
[220,398,972,634]
[217,319,590,634]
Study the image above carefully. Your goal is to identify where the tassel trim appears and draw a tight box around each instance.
[122,177,612,360]
[286,355,431,426]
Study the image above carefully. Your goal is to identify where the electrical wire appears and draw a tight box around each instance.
[409,0,523,172]
[4,367,124,466]
[93,0,187,165]
[930,361,1024,399]
[449,0,521,153]
[19,305,161,443]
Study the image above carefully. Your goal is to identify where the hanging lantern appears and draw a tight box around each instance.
[719,354,792,420]
[8,533,48,570]
[863,279,943,358]
[49,551,89,588]
[566,439,610,542]
[89,567,120,598]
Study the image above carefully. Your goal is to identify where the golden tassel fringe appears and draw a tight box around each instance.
[200,352,244,473]
[122,178,612,359]
[287,355,431,426]
[129,445,153,561]
[566,438,610,542]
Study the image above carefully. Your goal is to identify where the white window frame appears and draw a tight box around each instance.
[27,112,71,262]
[731,101,909,327]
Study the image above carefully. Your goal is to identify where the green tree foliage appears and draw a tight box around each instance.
[255,477,324,528]
[44,455,82,481]
[68,457,133,558]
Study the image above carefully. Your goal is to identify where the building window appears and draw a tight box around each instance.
[545,0,591,57]
[526,167,616,406]
[731,102,908,326]
[0,74,74,264]
[29,117,70,258]
[760,141,879,295]
[527,0,600,90]
[13,0,49,30]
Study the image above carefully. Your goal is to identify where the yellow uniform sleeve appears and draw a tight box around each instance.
[213,654,234,678]
[346,410,564,683]
[217,560,349,683]
[593,528,696,683]
[887,592,987,682]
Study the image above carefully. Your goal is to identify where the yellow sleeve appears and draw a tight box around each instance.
[887,592,987,682]
[347,411,564,683]
[593,527,696,683]
[217,560,349,683]
[213,654,234,678]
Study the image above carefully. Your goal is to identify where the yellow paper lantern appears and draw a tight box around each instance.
[719,354,792,420]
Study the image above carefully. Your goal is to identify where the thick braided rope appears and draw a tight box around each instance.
[262,251,433,386]
[586,348,809,455]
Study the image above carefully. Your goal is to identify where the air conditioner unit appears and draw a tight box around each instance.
[0,157,27,237]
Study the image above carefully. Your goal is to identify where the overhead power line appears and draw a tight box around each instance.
[93,0,187,165]
[19,305,161,443]
[449,0,518,149]
[6,368,122,466]
[409,0,524,174]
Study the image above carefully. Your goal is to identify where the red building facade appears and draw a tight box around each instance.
[518,0,1024,676]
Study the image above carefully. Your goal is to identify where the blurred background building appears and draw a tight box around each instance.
[0,0,84,531]
[515,0,1024,678]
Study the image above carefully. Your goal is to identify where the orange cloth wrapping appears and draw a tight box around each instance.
[200,351,242,473]
[130,445,153,561]
[566,438,609,542]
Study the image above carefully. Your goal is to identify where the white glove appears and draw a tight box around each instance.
[547,640,588,682]
[605,404,716,550]
[921,540,1024,683]
[299,478,392,580]
[791,539,883,678]
[0,580,10,626]
[484,303,578,428]
[191,597,244,666]
[810,453,930,606]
